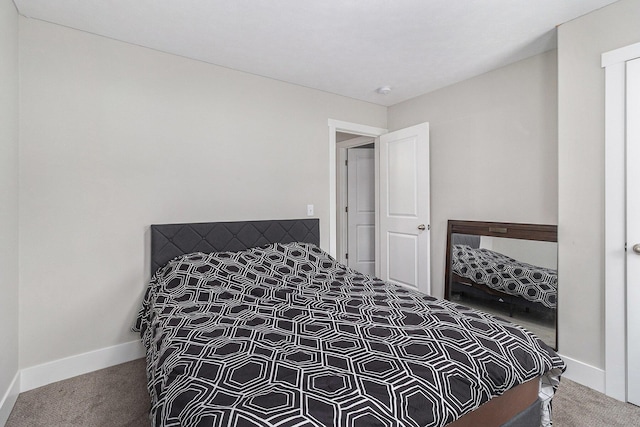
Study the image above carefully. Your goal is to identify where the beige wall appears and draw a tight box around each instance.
[18,18,386,368]
[557,0,640,369]
[0,0,20,411]
[388,50,558,299]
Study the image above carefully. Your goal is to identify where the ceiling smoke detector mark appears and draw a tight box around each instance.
[376,86,392,95]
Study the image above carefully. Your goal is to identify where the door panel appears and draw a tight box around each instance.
[348,148,375,276]
[379,122,430,293]
[356,225,375,259]
[388,232,418,287]
[388,138,418,216]
[626,57,640,406]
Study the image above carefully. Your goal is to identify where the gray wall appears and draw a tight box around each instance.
[388,50,558,299]
[18,17,386,369]
[557,0,640,370]
[0,0,20,418]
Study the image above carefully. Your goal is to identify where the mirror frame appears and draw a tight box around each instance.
[444,220,558,349]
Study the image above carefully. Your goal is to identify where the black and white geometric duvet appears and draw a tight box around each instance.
[451,244,558,309]
[136,243,564,427]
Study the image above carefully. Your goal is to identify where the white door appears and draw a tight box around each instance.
[626,57,640,406]
[347,148,375,276]
[378,122,430,294]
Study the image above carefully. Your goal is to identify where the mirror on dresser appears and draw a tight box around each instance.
[444,220,558,349]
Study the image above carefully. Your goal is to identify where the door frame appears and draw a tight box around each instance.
[602,41,640,402]
[328,120,387,262]
[337,137,375,265]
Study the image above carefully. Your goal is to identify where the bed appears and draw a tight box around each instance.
[451,241,557,313]
[445,221,558,320]
[135,219,564,427]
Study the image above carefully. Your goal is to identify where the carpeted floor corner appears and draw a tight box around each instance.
[6,358,151,427]
[553,377,640,426]
[6,357,640,426]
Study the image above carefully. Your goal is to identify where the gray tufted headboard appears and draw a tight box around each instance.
[150,218,320,275]
[451,233,481,248]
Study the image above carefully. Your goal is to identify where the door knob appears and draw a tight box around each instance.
[418,224,426,231]
[633,244,640,254]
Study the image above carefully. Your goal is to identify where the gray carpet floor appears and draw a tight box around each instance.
[6,359,150,427]
[6,358,640,426]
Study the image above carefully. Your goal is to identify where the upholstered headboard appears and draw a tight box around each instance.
[150,218,320,275]
[451,233,481,248]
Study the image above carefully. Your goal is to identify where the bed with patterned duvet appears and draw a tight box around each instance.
[135,241,565,427]
[451,244,557,310]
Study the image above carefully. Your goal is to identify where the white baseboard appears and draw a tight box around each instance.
[558,353,605,393]
[20,340,145,393]
[0,372,20,427]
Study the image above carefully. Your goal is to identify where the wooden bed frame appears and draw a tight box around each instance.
[149,218,548,427]
[449,377,539,426]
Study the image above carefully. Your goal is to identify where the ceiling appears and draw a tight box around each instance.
[13,0,618,106]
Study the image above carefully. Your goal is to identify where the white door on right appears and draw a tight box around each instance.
[626,56,640,406]
[378,122,430,294]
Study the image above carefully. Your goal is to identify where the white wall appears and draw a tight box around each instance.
[388,50,558,299]
[15,0,639,394]
[557,0,640,371]
[0,0,20,422]
[481,237,557,270]
[18,17,386,369]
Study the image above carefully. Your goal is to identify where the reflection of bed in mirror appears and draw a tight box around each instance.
[445,220,558,349]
